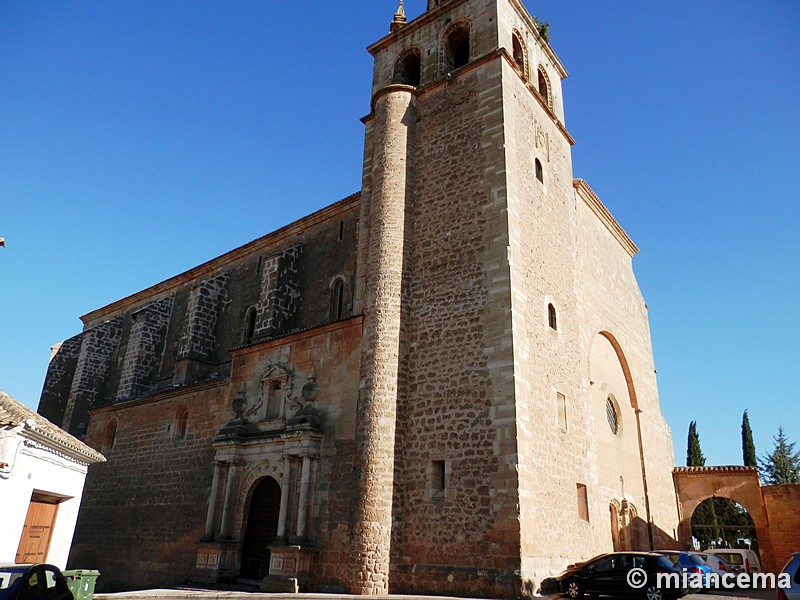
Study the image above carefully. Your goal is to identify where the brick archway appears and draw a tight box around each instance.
[673,466,773,571]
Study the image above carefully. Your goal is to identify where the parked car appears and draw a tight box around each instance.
[558,552,688,599]
[656,551,713,591]
[711,549,762,574]
[0,564,73,600]
[692,551,735,576]
[776,552,800,600]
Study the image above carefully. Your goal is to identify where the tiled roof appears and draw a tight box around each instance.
[673,465,758,474]
[0,390,105,464]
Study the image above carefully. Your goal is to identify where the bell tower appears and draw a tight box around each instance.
[348,0,656,596]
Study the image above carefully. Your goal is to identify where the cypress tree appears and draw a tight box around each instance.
[760,426,800,485]
[687,421,706,467]
[742,410,757,467]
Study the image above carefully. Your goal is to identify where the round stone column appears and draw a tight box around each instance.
[351,85,416,595]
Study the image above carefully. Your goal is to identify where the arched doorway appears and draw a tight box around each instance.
[240,477,281,580]
[691,497,758,553]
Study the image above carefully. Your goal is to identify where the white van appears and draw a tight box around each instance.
[710,549,762,574]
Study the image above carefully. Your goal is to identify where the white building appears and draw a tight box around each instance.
[1,390,104,568]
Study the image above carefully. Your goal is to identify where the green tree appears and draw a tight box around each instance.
[741,410,757,467]
[687,420,706,466]
[760,426,800,484]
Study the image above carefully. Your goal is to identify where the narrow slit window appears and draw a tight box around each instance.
[245,307,257,343]
[548,302,557,330]
[175,408,189,440]
[577,483,589,522]
[331,279,345,321]
[536,158,544,184]
[432,459,446,497]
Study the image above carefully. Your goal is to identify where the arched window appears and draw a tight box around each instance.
[548,302,557,330]
[103,419,118,453]
[537,66,550,106]
[535,158,544,183]
[244,306,257,344]
[443,22,470,72]
[393,48,422,87]
[511,30,527,78]
[175,407,189,440]
[330,278,345,321]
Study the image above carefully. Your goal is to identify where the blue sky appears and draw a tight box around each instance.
[1,1,798,468]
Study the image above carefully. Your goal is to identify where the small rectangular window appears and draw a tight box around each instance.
[431,460,446,498]
[577,483,589,522]
[557,392,567,431]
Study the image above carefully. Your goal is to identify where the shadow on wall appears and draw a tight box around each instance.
[529,517,681,597]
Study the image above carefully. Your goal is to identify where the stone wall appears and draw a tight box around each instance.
[118,295,175,399]
[41,197,359,434]
[762,484,800,572]
[62,317,124,436]
[70,381,228,591]
[378,49,523,599]
[38,334,83,426]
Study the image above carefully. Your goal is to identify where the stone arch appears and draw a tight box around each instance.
[393,47,422,87]
[597,330,638,410]
[234,460,285,538]
[441,20,471,73]
[673,466,770,565]
[239,475,282,579]
[537,64,552,109]
[511,28,528,79]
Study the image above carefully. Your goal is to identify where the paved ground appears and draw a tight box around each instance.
[93,587,776,600]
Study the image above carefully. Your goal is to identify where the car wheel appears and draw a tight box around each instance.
[644,584,663,600]
[565,579,584,599]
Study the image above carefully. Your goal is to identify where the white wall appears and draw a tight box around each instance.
[0,434,90,569]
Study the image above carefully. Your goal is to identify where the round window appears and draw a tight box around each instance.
[606,396,620,435]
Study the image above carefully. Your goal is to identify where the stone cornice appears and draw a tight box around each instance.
[81,193,360,327]
[231,316,364,355]
[89,378,229,415]
[363,50,574,147]
[573,179,639,257]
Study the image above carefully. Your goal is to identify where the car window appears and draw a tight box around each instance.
[594,557,615,572]
[633,556,646,569]
[42,569,68,600]
[662,554,679,565]
[717,553,743,565]
[688,554,706,565]
[656,556,675,569]
[0,570,27,599]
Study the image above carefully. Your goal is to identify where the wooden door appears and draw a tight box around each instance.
[15,496,59,563]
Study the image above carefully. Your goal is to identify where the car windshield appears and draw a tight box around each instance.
[0,567,27,600]
[689,554,707,565]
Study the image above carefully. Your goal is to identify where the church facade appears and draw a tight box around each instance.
[38,0,681,596]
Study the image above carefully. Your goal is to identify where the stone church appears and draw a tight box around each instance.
[38,0,681,596]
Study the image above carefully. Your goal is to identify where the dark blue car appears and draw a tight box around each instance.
[656,551,714,591]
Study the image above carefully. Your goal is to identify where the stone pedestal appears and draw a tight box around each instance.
[260,545,312,592]
[194,540,238,583]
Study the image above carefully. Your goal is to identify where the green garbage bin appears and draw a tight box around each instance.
[62,570,100,600]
